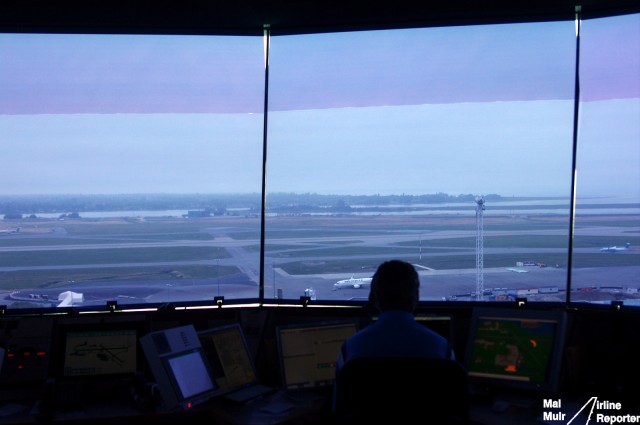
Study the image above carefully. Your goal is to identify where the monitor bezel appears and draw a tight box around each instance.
[464,306,567,395]
[160,347,218,403]
[372,313,454,343]
[51,316,148,382]
[275,319,359,391]
[197,322,259,393]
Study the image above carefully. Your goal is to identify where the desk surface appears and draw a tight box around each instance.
[471,396,640,425]
[471,403,542,425]
[207,390,331,425]
[0,390,332,425]
[2,390,638,425]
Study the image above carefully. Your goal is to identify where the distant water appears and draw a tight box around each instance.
[24,197,640,219]
[35,210,188,219]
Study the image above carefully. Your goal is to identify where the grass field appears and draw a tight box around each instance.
[0,213,637,291]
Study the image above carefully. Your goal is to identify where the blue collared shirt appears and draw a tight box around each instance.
[337,310,455,367]
[333,310,456,411]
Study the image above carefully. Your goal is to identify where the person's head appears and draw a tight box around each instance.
[368,260,420,312]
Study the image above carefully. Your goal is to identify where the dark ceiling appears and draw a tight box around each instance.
[0,0,639,35]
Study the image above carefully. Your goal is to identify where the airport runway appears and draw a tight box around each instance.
[1,217,638,308]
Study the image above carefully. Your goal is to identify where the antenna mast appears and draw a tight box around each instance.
[475,196,485,299]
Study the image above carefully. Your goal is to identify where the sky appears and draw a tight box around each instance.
[0,14,638,199]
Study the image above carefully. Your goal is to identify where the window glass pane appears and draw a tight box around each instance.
[573,13,640,305]
[266,22,575,303]
[0,34,265,309]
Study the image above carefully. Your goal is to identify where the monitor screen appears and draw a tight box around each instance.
[198,323,258,392]
[164,349,216,400]
[62,328,138,377]
[140,324,220,410]
[465,307,567,394]
[372,314,453,342]
[52,315,147,380]
[276,320,358,390]
[416,315,454,342]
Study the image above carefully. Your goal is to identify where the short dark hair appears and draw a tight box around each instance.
[369,260,420,312]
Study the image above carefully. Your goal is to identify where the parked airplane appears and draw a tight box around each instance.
[600,243,631,252]
[333,276,373,290]
[0,227,20,234]
[506,268,528,273]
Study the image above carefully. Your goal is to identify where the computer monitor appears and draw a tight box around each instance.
[415,314,453,341]
[52,315,147,381]
[197,323,260,392]
[140,325,220,411]
[464,307,567,395]
[46,315,148,408]
[276,320,358,391]
[62,328,138,378]
[372,314,453,342]
[165,349,216,400]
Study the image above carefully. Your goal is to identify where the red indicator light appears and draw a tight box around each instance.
[36,351,46,357]
[187,402,192,409]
